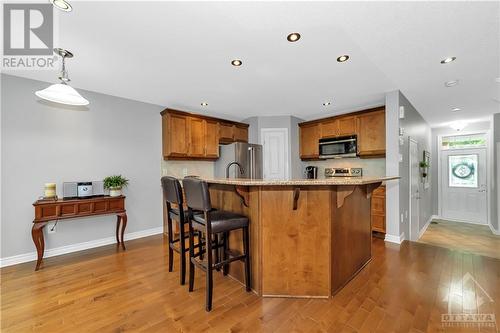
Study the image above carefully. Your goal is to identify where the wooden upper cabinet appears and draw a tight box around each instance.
[161,109,247,160]
[299,123,320,159]
[205,120,220,158]
[338,116,357,136]
[298,107,385,161]
[234,125,248,143]
[219,122,234,143]
[320,119,338,138]
[188,117,206,157]
[163,113,188,157]
[357,110,386,157]
[320,116,357,138]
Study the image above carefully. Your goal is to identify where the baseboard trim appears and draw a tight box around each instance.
[0,226,163,268]
[489,225,500,236]
[418,215,437,240]
[384,232,405,244]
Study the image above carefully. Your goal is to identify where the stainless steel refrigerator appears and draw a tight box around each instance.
[215,142,263,179]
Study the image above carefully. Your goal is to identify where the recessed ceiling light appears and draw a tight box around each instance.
[445,80,459,87]
[201,102,208,106]
[50,0,72,12]
[337,55,349,63]
[323,102,331,106]
[449,120,468,131]
[287,33,301,42]
[440,57,456,64]
[231,59,242,67]
[451,107,461,112]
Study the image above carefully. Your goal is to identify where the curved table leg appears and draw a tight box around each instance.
[32,223,47,271]
[116,215,121,244]
[119,212,127,250]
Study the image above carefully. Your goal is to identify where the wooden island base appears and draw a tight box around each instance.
[208,182,382,298]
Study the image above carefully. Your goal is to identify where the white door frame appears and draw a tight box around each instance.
[260,128,289,180]
[437,130,491,227]
[408,138,420,241]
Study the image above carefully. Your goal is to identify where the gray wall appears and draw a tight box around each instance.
[430,120,495,230]
[385,90,432,241]
[494,114,500,232]
[1,74,163,258]
[398,92,433,238]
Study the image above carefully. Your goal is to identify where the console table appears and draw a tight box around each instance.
[32,196,127,271]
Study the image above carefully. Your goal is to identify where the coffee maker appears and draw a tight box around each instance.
[305,166,318,179]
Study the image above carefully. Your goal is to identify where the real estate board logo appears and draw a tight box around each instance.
[441,272,497,329]
[2,3,56,69]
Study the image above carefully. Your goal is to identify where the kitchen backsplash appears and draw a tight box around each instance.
[161,160,215,178]
[302,158,386,178]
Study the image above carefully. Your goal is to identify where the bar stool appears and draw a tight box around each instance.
[182,177,251,312]
[161,176,203,285]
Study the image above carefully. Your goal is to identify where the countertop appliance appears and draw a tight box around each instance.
[319,135,357,159]
[305,166,318,179]
[325,167,363,177]
[215,142,263,179]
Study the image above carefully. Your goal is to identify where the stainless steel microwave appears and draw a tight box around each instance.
[319,135,357,159]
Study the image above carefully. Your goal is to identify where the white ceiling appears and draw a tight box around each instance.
[6,1,500,127]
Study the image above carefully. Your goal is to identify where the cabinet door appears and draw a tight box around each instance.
[320,119,338,138]
[219,122,234,143]
[300,123,320,159]
[188,117,206,157]
[371,215,385,233]
[338,116,357,136]
[163,113,188,158]
[234,125,248,142]
[205,120,219,158]
[357,110,386,157]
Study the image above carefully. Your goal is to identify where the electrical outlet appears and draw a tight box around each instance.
[48,222,56,234]
[400,213,404,223]
[399,154,403,162]
[182,168,188,177]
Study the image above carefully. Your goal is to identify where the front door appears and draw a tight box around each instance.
[441,148,487,224]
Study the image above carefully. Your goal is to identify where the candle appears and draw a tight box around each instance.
[44,183,56,198]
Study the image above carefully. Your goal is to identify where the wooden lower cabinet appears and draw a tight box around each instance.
[371,185,386,233]
[208,183,378,298]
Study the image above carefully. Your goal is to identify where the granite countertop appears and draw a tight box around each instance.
[202,176,398,186]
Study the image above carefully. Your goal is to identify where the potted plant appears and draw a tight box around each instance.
[103,175,129,197]
[419,161,429,178]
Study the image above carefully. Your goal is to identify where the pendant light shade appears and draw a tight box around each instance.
[35,83,89,106]
[35,48,89,106]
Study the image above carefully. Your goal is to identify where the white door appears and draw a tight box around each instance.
[441,148,487,224]
[261,128,289,180]
[409,139,420,241]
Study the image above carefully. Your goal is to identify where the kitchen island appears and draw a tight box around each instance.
[205,176,398,298]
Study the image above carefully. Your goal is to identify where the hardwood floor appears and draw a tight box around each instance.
[1,235,499,332]
[418,219,500,260]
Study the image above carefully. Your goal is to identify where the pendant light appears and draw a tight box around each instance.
[35,48,89,106]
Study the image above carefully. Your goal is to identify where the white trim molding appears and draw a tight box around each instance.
[418,215,438,240]
[384,232,406,244]
[0,227,163,268]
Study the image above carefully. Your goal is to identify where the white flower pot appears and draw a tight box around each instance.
[109,187,122,197]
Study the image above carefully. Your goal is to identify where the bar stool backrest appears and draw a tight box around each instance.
[161,176,183,206]
[182,178,212,212]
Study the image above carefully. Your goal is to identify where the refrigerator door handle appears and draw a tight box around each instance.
[249,147,254,179]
